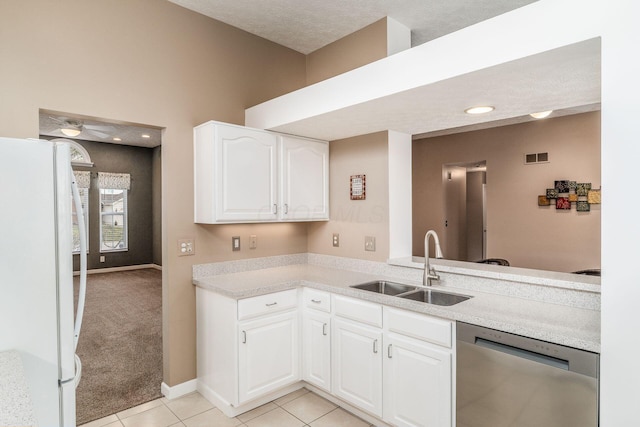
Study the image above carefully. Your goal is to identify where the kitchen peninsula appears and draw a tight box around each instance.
[192,253,600,426]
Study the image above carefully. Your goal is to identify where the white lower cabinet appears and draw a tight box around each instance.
[383,333,452,427]
[197,287,453,425]
[332,317,384,417]
[239,311,299,403]
[302,310,331,392]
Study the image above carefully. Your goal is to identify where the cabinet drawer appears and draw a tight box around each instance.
[384,307,452,348]
[333,295,382,328]
[303,288,331,312]
[238,289,298,320]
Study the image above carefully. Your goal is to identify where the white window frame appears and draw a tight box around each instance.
[99,188,128,253]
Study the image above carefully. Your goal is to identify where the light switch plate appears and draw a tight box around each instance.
[232,236,241,251]
[178,238,195,256]
[365,236,376,252]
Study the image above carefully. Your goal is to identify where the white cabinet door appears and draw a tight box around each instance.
[280,136,329,220]
[238,311,299,403]
[383,333,452,427]
[332,318,383,417]
[302,310,331,392]
[215,124,278,221]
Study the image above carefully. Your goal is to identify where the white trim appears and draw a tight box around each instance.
[73,264,161,276]
[161,379,198,400]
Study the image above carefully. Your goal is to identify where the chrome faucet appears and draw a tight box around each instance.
[423,230,444,286]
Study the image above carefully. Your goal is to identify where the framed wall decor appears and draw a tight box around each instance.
[350,174,366,200]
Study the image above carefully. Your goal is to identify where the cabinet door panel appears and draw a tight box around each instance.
[302,311,331,392]
[384,334,452,427]
[239,311,299,403]
[216,125,278,221]
[332,318,382,417]
[280,136,329,220]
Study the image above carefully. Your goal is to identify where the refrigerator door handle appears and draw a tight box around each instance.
[71,169,88,351]
[60,354,82,387]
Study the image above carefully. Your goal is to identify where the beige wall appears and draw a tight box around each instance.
[0,0,307,386]
[307,132,390,261]
[413,112,601,272]
[306,18,388,85]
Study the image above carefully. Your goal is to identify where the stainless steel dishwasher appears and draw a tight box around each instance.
[456,322,599,427]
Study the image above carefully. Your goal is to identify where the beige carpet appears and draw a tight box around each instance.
[74,268,162,425]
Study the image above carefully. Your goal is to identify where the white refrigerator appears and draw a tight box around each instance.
[0,137,87,426]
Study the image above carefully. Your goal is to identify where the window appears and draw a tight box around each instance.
[100,188,128,251]
[98,172,130,252]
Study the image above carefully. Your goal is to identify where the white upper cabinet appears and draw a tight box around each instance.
[194,121,329,223]
[280,135,329,221]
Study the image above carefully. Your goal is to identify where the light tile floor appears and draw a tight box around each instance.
[79,388,373,427]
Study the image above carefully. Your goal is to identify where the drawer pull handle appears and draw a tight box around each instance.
[388,344,393,358]
[273,204,278,214]
[311,299,322,304]
[242,331,247,344]
[322,323,328,336]
[265,302,278,307]
[284,204,289,214]
[373,339,379,354]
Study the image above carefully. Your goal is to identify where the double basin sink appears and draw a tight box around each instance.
[350,280,471,306]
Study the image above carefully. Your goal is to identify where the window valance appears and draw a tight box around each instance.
[98,172,131,190]
[73,170,91,189]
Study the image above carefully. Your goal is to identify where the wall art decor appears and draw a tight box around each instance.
[350,174,366,200]
[587,189,601,204]
[577,200,591,212]
[556,197,571,210]
[576,182,592,196]
[555,180,570,193]
[537,179,600,213]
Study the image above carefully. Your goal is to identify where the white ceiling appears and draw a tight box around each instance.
[168,0,537,54]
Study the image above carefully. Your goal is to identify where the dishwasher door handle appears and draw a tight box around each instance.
[475,337,569,371]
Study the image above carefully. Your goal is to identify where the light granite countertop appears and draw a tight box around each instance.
[0,350,37,427]
[193,262,600,353]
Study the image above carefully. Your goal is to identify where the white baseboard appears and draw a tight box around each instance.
[73,263,162,276]
[161,379,198,400]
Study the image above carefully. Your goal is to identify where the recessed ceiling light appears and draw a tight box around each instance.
[142,134,150,138]
[530,110,553,119]
[113,137,122,142]
[465,106,494,115]
[60,128,81,137]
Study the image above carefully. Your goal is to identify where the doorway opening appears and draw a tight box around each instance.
[442,161,486,262]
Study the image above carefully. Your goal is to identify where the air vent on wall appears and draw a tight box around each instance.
[524,152,549,164]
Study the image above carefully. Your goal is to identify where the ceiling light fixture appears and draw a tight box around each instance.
[464,106,494,115]
[60,128,81,137]
[113,137,122,142]
[530,110,553,119]
[141,134,150,139]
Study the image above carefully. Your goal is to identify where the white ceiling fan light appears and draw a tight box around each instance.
[60,120,83,137]
[530,110,553,119]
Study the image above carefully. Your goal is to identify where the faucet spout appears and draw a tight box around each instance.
[423,230,444,286]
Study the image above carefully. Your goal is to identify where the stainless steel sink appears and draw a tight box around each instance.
[398,289,472,306]
[350,281,417,295]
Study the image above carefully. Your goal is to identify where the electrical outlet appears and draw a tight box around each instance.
[99,255,105,263]
[232,236,241,251]
[365,236,376,252]
[178,238,195,256]
[250,235,257,249]
[332,233,340,247]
